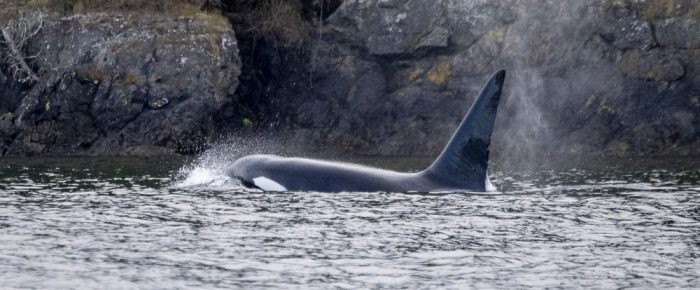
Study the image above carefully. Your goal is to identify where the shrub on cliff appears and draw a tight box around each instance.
[246,0,311,46]
[2,0,345,48]
[29,0,223,12]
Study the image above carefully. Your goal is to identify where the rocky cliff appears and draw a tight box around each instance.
[1,11,240,156]
[1,0,699,159]
[265,0,700,159]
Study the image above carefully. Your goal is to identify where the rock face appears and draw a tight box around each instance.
[1,13,240,156]
[260,0,700,159]
[1,0,699,159]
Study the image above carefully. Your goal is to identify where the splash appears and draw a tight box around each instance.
[172,167,241,190]
[171,133,286,191]
[485,173,498,192]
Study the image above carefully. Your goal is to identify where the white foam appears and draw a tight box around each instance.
[485,173,497,192]
[176,168,220,186]
[171,134,286,191]
[172,167,241,191]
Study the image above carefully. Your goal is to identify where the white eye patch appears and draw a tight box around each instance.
[253,176,288,192]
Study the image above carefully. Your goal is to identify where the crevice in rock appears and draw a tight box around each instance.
[647,21,660,48]
[215,1,344,131]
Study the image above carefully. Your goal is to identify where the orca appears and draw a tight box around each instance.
[226,70,506,192]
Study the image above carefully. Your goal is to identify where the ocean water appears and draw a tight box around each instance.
[0,156,699,289]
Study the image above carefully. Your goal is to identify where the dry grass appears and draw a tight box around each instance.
[246,0,312,46]
[22,0,232,32]
[0,0,32,25]
[642,0,700,21]
[4,0,324,45]
[27,0,223,14]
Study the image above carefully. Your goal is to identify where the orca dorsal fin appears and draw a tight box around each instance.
[422,70,506,191]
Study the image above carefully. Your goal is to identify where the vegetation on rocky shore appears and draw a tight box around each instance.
[0,0,699,159]
[1,0,326,54]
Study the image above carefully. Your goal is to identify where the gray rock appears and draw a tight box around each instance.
[268,0,700,158]
[0,69,23,115]
[655,18,700,49]
[329,0,450,55]
[2,0,699,158]
[597,3,655,50]
[446,0,516,47]
[616,49,686,81]
[3,13,240,156]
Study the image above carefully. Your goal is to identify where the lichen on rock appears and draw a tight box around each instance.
[1,0,699,158]
[2,12,240,156]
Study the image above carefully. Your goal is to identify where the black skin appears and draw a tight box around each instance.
[227,155,441,192]
[226,70,506,193]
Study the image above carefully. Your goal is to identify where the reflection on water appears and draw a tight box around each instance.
[0,157,699,289]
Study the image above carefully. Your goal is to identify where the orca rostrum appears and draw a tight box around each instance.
[226,70,506,192]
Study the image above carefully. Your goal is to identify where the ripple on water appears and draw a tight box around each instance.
[0,158,699,289]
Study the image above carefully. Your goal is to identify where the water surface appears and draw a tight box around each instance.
[1,157,699,289]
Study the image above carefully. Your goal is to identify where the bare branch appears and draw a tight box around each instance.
[0,13,43,84]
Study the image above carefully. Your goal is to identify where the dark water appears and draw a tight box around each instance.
[1,157,699,289]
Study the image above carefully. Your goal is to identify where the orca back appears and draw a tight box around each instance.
[228,70,507,193]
